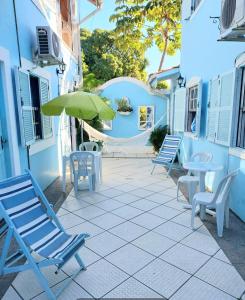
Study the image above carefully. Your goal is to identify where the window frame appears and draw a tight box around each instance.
[138,105,154,131]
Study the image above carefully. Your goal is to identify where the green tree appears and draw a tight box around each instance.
[80,28,148,90]
[110,0,181,71]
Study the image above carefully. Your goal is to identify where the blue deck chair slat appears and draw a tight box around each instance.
[0,171,89,300]
[151,134,182,176]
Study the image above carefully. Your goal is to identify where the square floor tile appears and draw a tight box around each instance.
[90,213,125,230]
[130,188,154,198]
[196,258,245,298]
[164,199,187,211]
[171,211,203,229]
[133,231,176,256]
[146,193,174,204]
[181,230,220,256]
[170,277,236,300]
[12,267,67,299]
[84,193,109,203]
[74,259,129,298]
[106,244,154,275]
[94,199,125,211]
[214,249,231,264]
[2,287,22,300]
[109,221,148,242]
[150,205,181,220]
[161,243,210,274]
[86,231,127,257]
[59,213,85,229]
[162,188,184,198]
[130,199,160,211]
[99,188,123,198]
[104,277,162,299]
[57,208,69,217]
[33,279,92,299]
[66,221,104,238]
[62,247,101,276]
[134,258,191,299]
[114,193,141,204]
[74,205,106,220]
[143,184,167,192]
[154,221,193,242]
[116,184,138,192]
[112,205,143,220]
[61,198,91,212]
[131,212,166,230]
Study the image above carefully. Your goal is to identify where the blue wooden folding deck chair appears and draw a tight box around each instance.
[0,170,89,300]
[151,135,182,176]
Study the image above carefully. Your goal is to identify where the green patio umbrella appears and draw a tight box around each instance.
[41,91,115,144]
[41,91,115,121]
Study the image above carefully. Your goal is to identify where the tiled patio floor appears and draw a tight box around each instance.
[3,159,245,299]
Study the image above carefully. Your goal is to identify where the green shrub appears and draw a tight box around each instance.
[149,125,169,152]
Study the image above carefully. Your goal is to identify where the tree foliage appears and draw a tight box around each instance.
[110,0,181,71]
[80,28,148,90]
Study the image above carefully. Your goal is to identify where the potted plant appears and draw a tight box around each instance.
[116,97,133,115]
[149,125,169,153]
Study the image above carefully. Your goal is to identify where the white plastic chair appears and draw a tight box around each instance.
[79,142,99,152]
[70,151,96,196]
[191,169,239,237]
[177,152,213,203]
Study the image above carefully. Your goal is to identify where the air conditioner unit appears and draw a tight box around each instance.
[220,0,245,40]
[36,26,62,66]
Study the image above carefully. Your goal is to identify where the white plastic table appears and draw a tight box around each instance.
[183,162,223,218]
[62,151,102,192]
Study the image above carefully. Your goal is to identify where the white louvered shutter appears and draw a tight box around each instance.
[206,77,220,142]
[173,88,187,132]
[39,78,53,139]
[215,71,235,146]
[15,69,35,146]
[182,0,192,20]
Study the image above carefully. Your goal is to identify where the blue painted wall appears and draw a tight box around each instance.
[0,0,80,190]
[179,0,245,220]
[100,79,167,138]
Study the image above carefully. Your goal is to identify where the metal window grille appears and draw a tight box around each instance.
[236,69,245,148]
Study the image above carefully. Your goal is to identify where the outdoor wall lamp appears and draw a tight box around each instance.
[177,74,186,88]
[56,58,66,75]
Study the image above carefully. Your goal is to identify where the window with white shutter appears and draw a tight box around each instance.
[206,71,235,146]
[39,78,53,139]
[185,77,203,136]
[15,69,35,147]
[173,88,186,132]
[182,0,192,20]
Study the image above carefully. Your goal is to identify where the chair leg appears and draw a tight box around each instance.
[75,253,86,270]
[216,206,225,237]
[200,204,207,220]
[225,205,230,229]
[151,165,156,175]
[191,200,197,229]
[74,175,78,197]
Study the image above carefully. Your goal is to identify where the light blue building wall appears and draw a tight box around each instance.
[99,78,168,138]
[0,0,81,189]
[177,0,245,220]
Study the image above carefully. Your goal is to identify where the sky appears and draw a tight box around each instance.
[80,1,180,75]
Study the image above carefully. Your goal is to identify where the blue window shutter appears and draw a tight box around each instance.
[182,0,192,20]
[173,88,187,132]
[206,77,220,142]
[39,78,53,139]
[216,71,235,146]
[195,79,202,137]
[15,68,35,147]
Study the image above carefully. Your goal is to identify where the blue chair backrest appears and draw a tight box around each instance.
[0,173,69,259]
[158,135,182,162]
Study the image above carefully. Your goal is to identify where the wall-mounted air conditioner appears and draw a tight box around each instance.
[36,26,62,66]
[220,0,245,41]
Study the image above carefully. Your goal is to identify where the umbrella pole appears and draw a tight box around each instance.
[81,120,84,145]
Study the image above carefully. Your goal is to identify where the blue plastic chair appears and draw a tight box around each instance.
[0,171,89,300]
[151,135,182,176]
[70,151,96,196]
